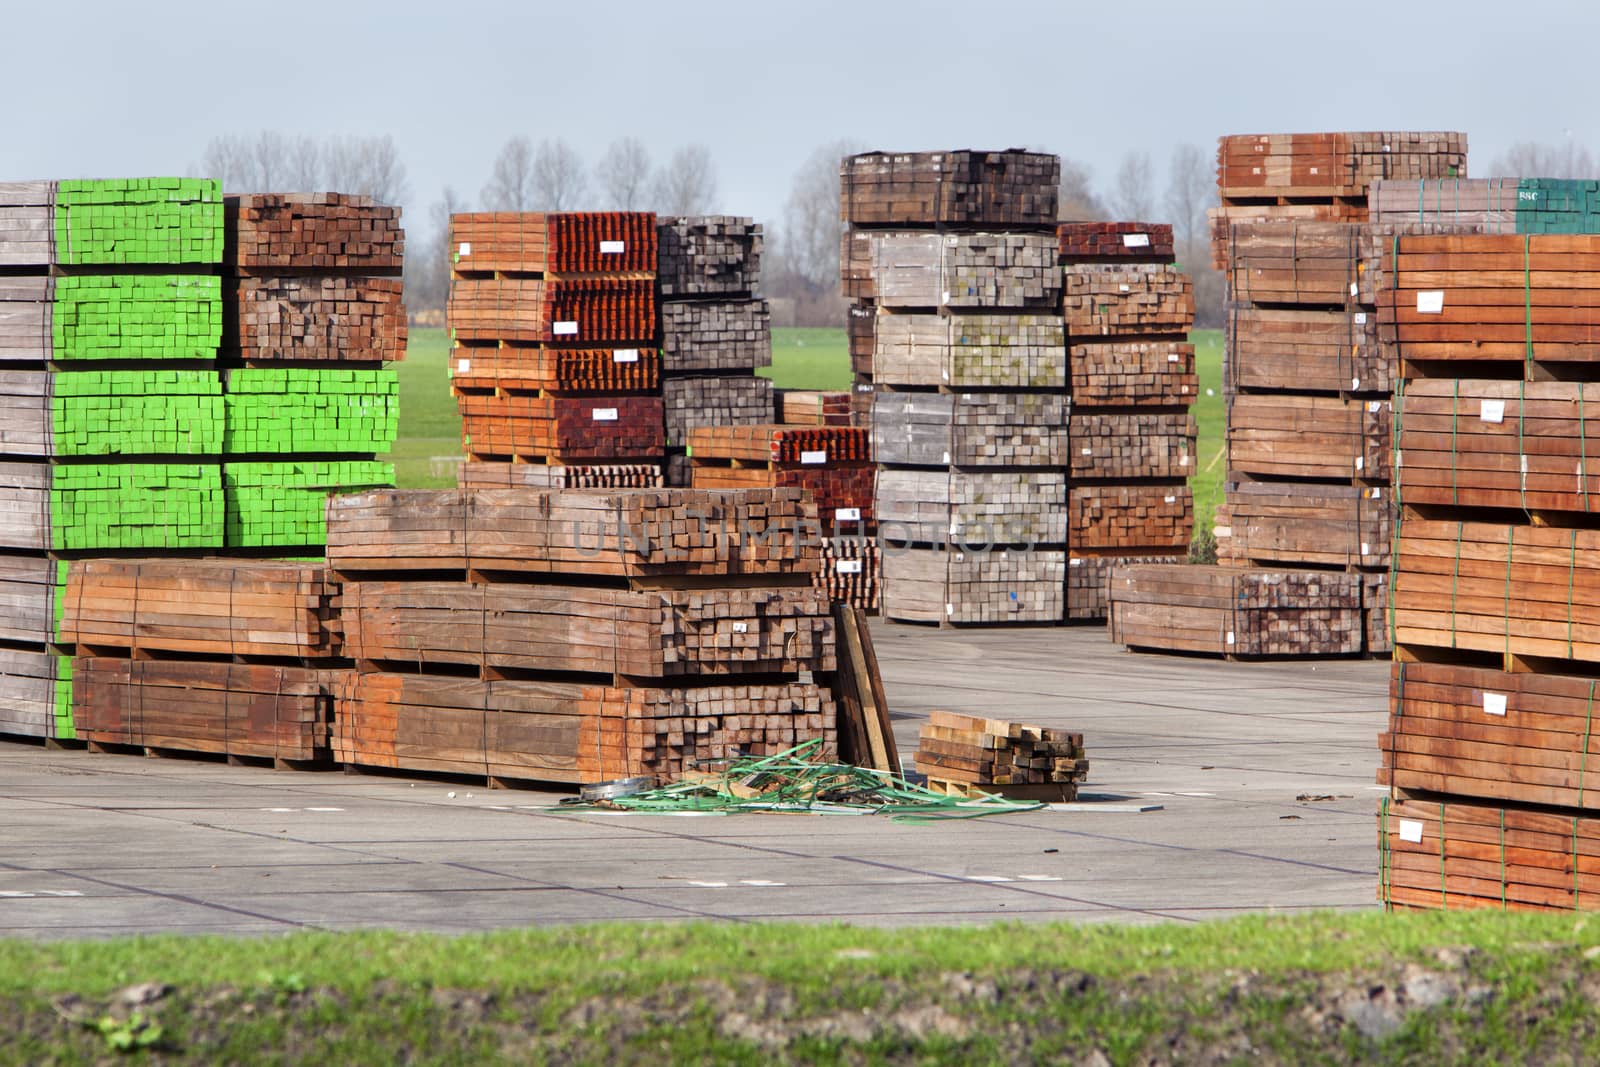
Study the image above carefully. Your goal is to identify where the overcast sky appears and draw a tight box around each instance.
[4,0,1597,236]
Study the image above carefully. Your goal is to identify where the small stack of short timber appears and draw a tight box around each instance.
[1379,231,1600,913]
[656,216,771,487]
[844,150,1064,626]
[839,149,1061,429]
[1209,132,1467,270]
[326,487,838,786]
[1107,563,1363,657]
[777,389,851,426]
[913,710,1088,801]
[448,212,663,481]
[58,557,347,763]
[1058,222,1197,620]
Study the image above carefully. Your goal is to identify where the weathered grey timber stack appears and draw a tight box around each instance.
[841,150,1066,625]
[656,217,772,486]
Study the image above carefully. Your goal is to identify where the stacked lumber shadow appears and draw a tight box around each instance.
[1109,132,1467,658]
[326,487,837,784]
[447,212,664,485]
[843,150,1067,625]
[1059,222,1197,620]
[656,216,773,487]
[1379,232,1600,911]
[0,181,401,740]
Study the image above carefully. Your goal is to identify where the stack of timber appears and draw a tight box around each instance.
[1107,563,1364,657]
[843,150,1064,626]
[686,424,873,529]
[1371,177,1600,233]
[1059,222,1198,620]
[1209,132,1467,269]
[839,149,1060,428]
[327,486,838,786]
[1378,230,1600,913]
[0,178,225,741]
[59,557,346,763]
[913,710,1088,801]
[777,389,851,426]
[656,217,772,486]
[448,212,663,483]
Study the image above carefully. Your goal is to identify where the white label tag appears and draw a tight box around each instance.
[1368,401,1382,413]
[1168,353,1180,363]
[1081,447,1093,456]
[1352,377,1361,391]
[1214,525,1231,538]
[946,603,954,616]
[942,290,950,304]
[801,450,827,465]
[1119,284,1130,292]
[857,384,872,393]
[599,240,626,254]
[836,507,861,522]
[456,358,471,374]
[1355,457,1364,472]
[1483,692,1507,717]
[1353,312,1368,325]
[941,451,951,464]
[1350,282,1359,297]
[732,622,748,634]
[553,321,579,336]
[592,408,618,421]
[954,553,965,562]
[613,349,640,363]
[836,559,862,574]
[1481,399,1506,423]
[1179,455,1189,466]
[458,242,472,257]
[1225,631,1235,645]
[1122,233,1150,248]
[1361,542,1371,556]
[1165,495,1177,504]
[1398,819,1424,844]
[1070,558,1083,567]
[1417,291,1445,314]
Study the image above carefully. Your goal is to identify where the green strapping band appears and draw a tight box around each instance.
[1575,816,1582,909]
[1569,531,1579,659]
[1451,523,1463,649]
[1439,800,1449,908]
[1518,379,1530,519]
[1379,796,1392,908]
[1451,379,1460,506]
[1583,386,1592,513]
[1524,235,1535,367]
[1580,681,1596,810]
[1504,525,1516,661]
[1499,809,1508,911]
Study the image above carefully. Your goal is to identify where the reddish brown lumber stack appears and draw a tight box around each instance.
[687,424,875,528]
[778,389,852,426]
[451,346,660,395]
[457,393,665,462]
[328,487,834,786]
[449,212,658,274]
[914,710,1088,800]
[816,536,879,614]
[457,461,663,490]
[226,192,404,273]
[1059,222,1198,620]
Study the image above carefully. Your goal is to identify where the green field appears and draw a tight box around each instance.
[4,911,1598,1063]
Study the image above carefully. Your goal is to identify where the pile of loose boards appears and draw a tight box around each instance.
[913,710,1088,801]
[1109,132,1470,657]
[0,181,400,740]
[1379,231,1600,912]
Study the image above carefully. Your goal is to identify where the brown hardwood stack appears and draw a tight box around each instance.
[456,461,664,490]
[327,487,836,785]
[1379,229,1600,913]
[1059,222,1198,620]
[687,424,874,528]
[844,150,1065,626]
[913,710,1089,800]
[448,212,664,475]
[777,389,852,426]
[817,535,879,614]
[657,217,772,484]
[57,557,348,763]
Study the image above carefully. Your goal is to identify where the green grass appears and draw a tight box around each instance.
[394,328,460,488]
[5,911,1600,1062]
[760,327,851,390]
[1190,328,1225,531]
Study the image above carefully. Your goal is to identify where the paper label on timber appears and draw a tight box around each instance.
[1168,353,1180,363]
[1225,631,1235,646]
[836,507,861,522]
[1309,166,1320,175]
[857,384,872,393]
[954,552,965,562]
[456,358,471,374]
[613,349,639,363]
[1070,558,1083,567]
[1122,233,1150,248]
[1214,525,1232,538]
[1119,284,1130,292]
[1352,377,1361,391]
[1483,692,1507,717]
[592,408,619,421]
[946,603,954,616]
[732,622,748,634]
[553,321,579,336]
[801,450,827,465]
[458,242,471,257]
[1370,488,1383,500]
[836,559,862,574]
[1179,455,1189,466]
[1480,399,1505,423]
[942,291,950,304]
[1417,290,1445,314]
[1361,542,1370,556]
[1368,400,1381,413]
[1354,457,1364,472]
[1398,819,1424,843]
[1350,282,1359,297]
[1354,312,1368,324]
[1081,447,1093,456]
[942,451,951,464]
[1165,495,1177,504]
[599,240,626,254]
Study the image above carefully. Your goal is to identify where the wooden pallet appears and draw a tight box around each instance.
[226,192,403,274]
[816,537,879,614]
[660,299,771,373]
[1228,306,1386,395]
[1066,553,1184,622]
[1216,481,1390,570]
[872,234,1060,310]
[456,461,663,490]
[657,216,760,298]
[1057,221,1174,261]
[881,547,1066,625]
[1069,483,1192,553]
[689,463,875,530]
[777,389,851,427]
[227,276,405,364]
[450,345,660,395]
[663,376,773,447]
[448,276,656,345]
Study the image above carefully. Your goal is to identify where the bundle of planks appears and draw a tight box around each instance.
[328,486,837,785]
[817,536,879,614]
[687,424,874,528]
[1371,177,1600,233]
[845,150,1067,626]
[1059,222,1198,619]
[657,217,772,483]
[448,212,663,483]
[913,710,1088,800]
[60,557,348,762]
[1378,229,1600,913]
[777,389,851,427]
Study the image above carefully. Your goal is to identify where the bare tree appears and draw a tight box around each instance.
[481,136,536,211]
[286,136,323,190]
[1112,151,1155,220]
[407,186,470,315]
[595,137,652,210]
[199,135,258,190]
[1489,139,1599,178]
[653,144,718,216]
[530,138,588,211]
[324,135,409,204]
[1058,158,1108,221]
[1163,143,1214,263]
[779,140,860,290]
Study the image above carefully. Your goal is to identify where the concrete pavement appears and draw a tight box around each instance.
[0,623,1389,938]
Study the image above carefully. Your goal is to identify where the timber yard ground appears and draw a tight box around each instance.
[0,626,1385,937]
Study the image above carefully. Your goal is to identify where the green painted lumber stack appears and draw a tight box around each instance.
[223,460,394,548]
[52,274,221,361]
[54,178,223,266]
[222,368,398,456]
